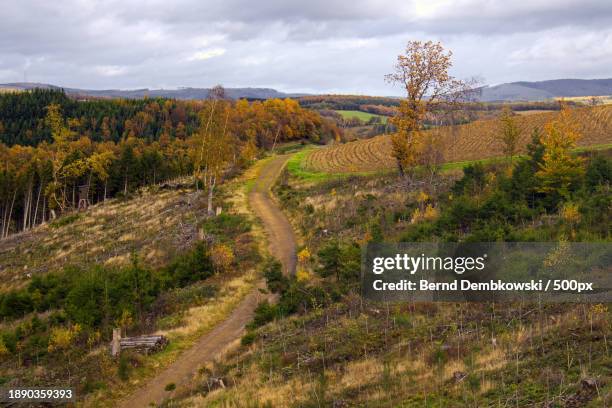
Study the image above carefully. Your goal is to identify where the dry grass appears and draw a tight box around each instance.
[515,109,557,115]
[83,269,259,408]
[0,188,207,291]
[171,302,611,407]
[157,269,257,338]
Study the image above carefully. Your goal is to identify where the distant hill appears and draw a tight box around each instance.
[0,82,304,100]
[2,78,612,102]
[479,78,612,102]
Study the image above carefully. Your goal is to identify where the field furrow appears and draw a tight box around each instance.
[305,105,612,173]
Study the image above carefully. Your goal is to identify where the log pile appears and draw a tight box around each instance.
[110,328,168,356]
[119,335,168,354]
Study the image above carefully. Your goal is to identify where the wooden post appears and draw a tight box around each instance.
[111,328,121,357]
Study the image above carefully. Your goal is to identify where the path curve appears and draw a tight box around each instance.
[117,155,296,407]
[248,155,297,276]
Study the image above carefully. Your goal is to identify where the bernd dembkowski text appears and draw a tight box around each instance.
[368,252,546,292]
[361,243,611,303]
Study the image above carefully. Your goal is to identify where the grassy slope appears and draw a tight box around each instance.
[0,186,210,291]
[310,105,612,174]
[168,155,610,407]
[335,109,388,123]
[0,168,270,406]
[84,169,270,406]
[288,144,612,182]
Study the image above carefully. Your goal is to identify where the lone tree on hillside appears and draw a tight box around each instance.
[498,107,520,164]
[385,41,476,178]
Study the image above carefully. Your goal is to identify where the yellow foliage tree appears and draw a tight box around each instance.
[417,191,429,205]
[88,149,116,201]
[296,268,313,283]
[44,104,76,213]
[536,108,584,197]
[560,202,581,224]
[297,248,311,264]
[358,231,373,246]
[423,204,440,221]
[48,324,81,353]
[193,87,234,215]
[499,107,520,163]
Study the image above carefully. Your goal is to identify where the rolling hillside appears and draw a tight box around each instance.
[304,105,612,174]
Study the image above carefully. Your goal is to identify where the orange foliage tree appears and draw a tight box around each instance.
[385,41,475,178]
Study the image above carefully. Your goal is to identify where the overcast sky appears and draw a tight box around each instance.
[1,0,611,95]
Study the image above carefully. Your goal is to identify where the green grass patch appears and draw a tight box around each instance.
[272,141,308,154]
[574,142,612,152]
[335,110,388,124]
[286,149,391,182]
[49,213,81,229]
[286,149,339,182]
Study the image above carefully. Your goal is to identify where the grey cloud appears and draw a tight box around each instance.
[0,1,610,94]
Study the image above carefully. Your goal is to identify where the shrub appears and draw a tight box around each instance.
[47,324,80,353]
[249,301,278,329]
[316,240,360,284]
[162,242,214,287]
[241,331,257,346]
[202,213,251,236]
[49,213,81,229]
[117,354,130,381]
[452,163,486,196]
[0,291,34,319]
[263,260,288,294]
[585,155,611,191]
[210,243,234,273]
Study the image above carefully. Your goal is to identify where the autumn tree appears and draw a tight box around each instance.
[88,145,116,201]
[0,89,338,238]
[44,104,75,216]
[536,108,584,198]
[499,107,520,164]
[193,86,234,215]
[385,40,474,178]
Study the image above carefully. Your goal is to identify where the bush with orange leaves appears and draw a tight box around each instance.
[210,243,235,273]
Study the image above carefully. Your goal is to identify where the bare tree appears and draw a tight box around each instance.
[588,96,602,106]
[209,84,227,101]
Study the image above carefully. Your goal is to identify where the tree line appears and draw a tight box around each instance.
[0,88,341,238]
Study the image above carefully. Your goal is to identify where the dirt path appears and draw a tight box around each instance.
[248,155,297,276]
[117,155,296,407]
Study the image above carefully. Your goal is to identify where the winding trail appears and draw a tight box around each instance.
[248,155,297,276]
[117,155,296,407]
